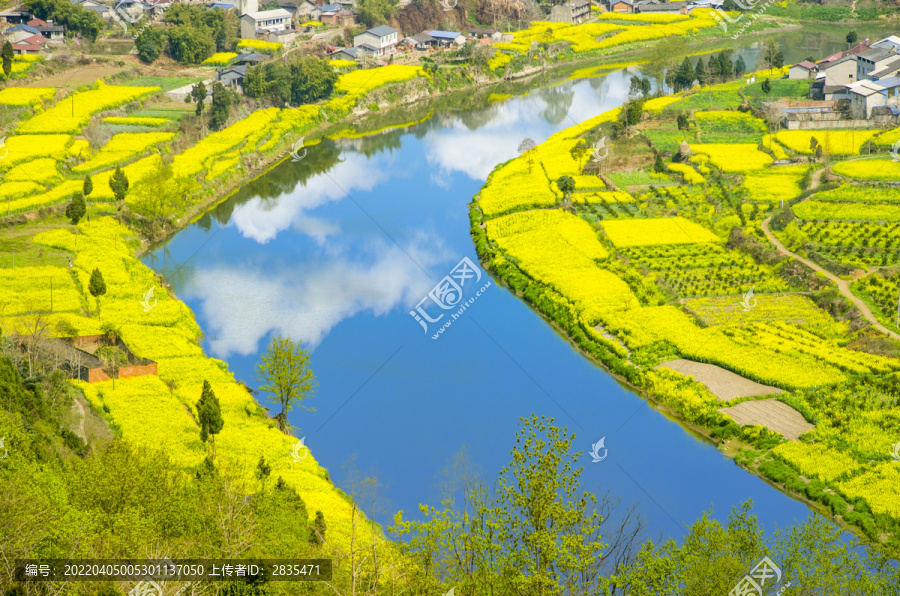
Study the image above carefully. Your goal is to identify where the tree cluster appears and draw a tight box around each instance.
[24,0,102,41]
[136,4,237,64]
[244,57,339,107]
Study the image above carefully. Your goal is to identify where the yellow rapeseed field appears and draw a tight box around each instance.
[600,217,719,247]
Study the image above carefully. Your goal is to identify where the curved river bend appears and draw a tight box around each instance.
[143,36,869,540]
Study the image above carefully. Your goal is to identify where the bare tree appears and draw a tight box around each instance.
[15,307,51,378]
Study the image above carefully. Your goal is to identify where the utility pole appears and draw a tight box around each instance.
[896,283,899,329]
[51,278,53,313]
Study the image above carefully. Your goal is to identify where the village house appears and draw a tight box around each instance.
[310,2,340,19]
[26,18,65,43]
[238,0,293,39]
[12,33,47,54]
[606,0,635,13]
[353,25,398,56]
[468,27,501,41]
[871,56,900,81]
[428,29,465,46]
[550,0,590,23]
[847,76,900,119]
[635,0,688,14]
[0,5,31,24]
[217,64,248,91]
[788,60,817,80]
[404,32,435,50]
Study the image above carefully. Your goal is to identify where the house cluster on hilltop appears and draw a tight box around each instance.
[788,35,900,119]
[600,0,713,16]
[0,14,66,55]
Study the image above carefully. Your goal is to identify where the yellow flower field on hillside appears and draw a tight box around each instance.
[17,81,160,134]
[0,87,55,106]
[775,129,879,156]
[600,217,719,247]
[73,132,175,173]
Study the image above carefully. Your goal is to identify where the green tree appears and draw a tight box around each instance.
[129,161,198,219]
[289,58,338,105]
[653,151,666,173]
[1,41,13,77]
[762,78,772,95]
[556,175,575,201]
[568,139,589,171]
[763,38,779,70]
[82,174,93,198]
[846,31,858,44]
[674,57,695,92]
[694,57,707,86]
[167,25,215,64]
[677,112,690,131]
[209,81,231,130]
[109,166,129,203]
[24,0,102,41]
[196,380,224,457]
[734,55,746,79]
[135,26,166,63]
[88,268,106,315]
[255,455,272,492]
[65,192,86,225]
[310,510,326,545]
[774,51,785,70]
[257,336,316,433]
[190,81,207,116]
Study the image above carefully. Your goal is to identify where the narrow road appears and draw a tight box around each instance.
[760,167,900,340]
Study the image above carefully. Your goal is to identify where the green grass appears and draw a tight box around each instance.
[744,79,810,107]
[0,214,74,269]
[609,169,671,187]
[664,89,743,111]
[124,76,204,92]
[644,126,697,153]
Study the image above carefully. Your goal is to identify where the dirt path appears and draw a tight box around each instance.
[72,396,86,440]
[760,168,900,340]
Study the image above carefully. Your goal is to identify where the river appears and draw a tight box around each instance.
[143,29,890,541]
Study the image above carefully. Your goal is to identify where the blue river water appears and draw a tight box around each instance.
[144,60,823,541]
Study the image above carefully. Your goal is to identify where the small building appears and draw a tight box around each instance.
[296,0,316,14]
[332,46,362,60]
[468,27,502,41]
[872,35,900,53]
[607,0,635,12]
[404,32,435,49]
[229,51,269,66]
[217,64,248,91]
[321,7,354,26]
[857,47,900,80]
[0,6,31,24]
[3,23,40,43]
[550,0,590,23]
[11,34,47,54]
[635,0,688,13]
[310,2,340,19]
[428,29,465,46]
[28,19,66,42]
[871,56,900,81]
[240,9,292,38]
[846,79,890,118]
[788,60,817,80]
[36,335,158,384]
[817,55,860,99]
[353,25,398,56]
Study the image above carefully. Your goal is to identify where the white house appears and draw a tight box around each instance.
[428,30,465,46]
[238,0,292,39]
[847,76,900,118]
[788,60,816,80]
[353,25,398,56]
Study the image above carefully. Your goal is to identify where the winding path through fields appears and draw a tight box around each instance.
[760,168,900,340]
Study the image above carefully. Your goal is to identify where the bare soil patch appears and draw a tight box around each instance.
[718,398,814,441]
[658,359,783,401]
[27,66,125,89]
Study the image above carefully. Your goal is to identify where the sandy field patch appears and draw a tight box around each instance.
[658,359,783,401]
[718,398,814,441]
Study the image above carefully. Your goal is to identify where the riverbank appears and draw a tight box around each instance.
[467,65,900,556]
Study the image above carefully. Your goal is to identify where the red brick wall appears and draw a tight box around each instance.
[86,363,157,383]
[120,363,158,379]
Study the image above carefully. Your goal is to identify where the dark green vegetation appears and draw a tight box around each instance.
[24,0,103,42]
[136,4,238,65]
[244,58,340,107]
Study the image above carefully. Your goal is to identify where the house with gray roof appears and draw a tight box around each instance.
[353,25,398,56]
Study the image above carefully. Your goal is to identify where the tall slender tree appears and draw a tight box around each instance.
[257,336,316,433]
[196,380,224,457]
[1,41,13,77]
